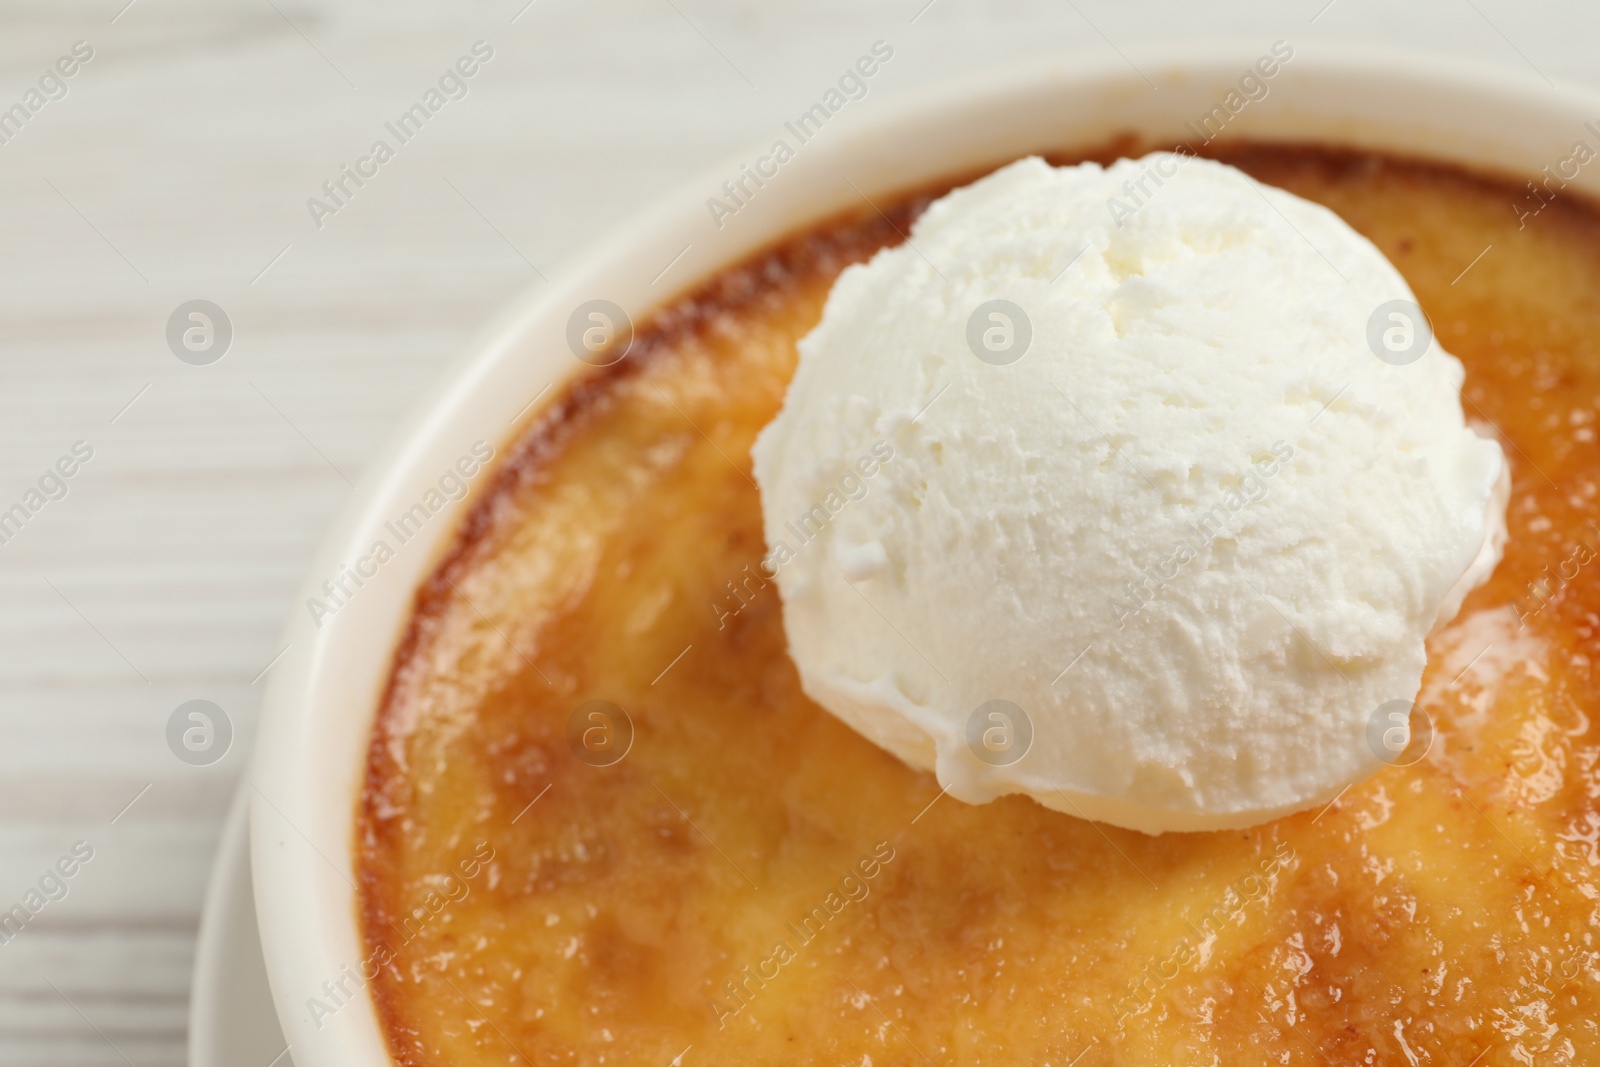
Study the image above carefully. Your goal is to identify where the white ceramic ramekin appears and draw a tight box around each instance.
[250,42,1600,1067]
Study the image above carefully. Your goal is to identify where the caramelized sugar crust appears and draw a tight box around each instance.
[358,145,1600,1066]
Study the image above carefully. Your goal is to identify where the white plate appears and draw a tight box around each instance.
[189,781,292,1067]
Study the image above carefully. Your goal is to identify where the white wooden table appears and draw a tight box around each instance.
[2,1,1597,1063]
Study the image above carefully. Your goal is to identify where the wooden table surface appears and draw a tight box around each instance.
[2,1,1597,1064]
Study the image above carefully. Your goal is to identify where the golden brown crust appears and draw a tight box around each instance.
[355,141,1600,1066]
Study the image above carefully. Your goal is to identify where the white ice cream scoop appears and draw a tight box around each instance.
[751,153,1506,834]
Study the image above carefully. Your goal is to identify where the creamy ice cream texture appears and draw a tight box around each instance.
[751,153,1508,834]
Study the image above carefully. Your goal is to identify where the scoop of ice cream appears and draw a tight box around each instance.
[750,153,1507,834]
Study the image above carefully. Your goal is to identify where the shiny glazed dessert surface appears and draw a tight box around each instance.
[357,144,1600,1066]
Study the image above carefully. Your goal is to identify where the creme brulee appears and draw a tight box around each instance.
[356,143,1600,1066]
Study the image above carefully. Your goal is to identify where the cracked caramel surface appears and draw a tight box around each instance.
[358,144,1600,1066]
